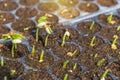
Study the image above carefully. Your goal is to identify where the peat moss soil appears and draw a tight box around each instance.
[0,0,120,80]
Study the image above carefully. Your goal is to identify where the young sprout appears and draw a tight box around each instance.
[31,45,35,57]
[86,2,90,7]
[96,58,105,67]
[61,29,70,47]
[117,25,120,31]
[39,50,44,63]
[63,74,68,80]
[0,57,4,67]
[94,53,98,59]
[107,12,115,24]
[100,69,109,80]
[62,60,69,68]
[4,76,7,80]
[10,69,16,76]
[111,35,118,50]
[2,32,25,58]
[73,63,77,70]
[36,16,53,42]
[44,34,49,47]
[67,49,77,57]
[90,36,96,47]
[89,21,95,30]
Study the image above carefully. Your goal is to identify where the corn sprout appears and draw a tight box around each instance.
[111,35,118,50]
[100,69,109,80]
[73,63,77,70]
[0,57,4,67]
[89,21,95,30]
[62,60,69,68]
[31,45,35,57]
[39,50,44,63]
[63,74,68,80]
[44,34,49,47]
[96,58,105,67]
[90,36,96,47]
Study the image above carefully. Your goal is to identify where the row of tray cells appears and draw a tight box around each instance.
[0,0,119,20]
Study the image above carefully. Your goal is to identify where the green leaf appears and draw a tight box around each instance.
[38,16,48,23]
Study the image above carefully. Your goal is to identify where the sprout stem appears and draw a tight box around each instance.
[12,43,16,58]
[62,60,69,68]
[101,69,109,80]
[96,58,105,67]
[73,63,77,70]
[4,76,7,80]
[36,28,39,42]
[90,36,96,47]
[0,57,4,67]
[31,45,35,57]
[44,34,49,47]
[63,74,68,80]
[39,50,44,62]
[117,25,120,31]
[10,69,16,76]
[107,12,113,23]
[89,21,95,30]
[111,35,118,49]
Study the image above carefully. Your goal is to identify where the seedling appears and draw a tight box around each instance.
[61,29,70,47]
[111,35,118,50]
[39,50,44,63]
[73,63,77,70]
[107,12,114,24]
[96,58,105,67]
[94,53,98,59]
[4,76,7,80]
[86,2,90,7]
[117,25,120,31]
[31,45,35,57]
[10,69,16,76]
[100,69,109,80]
[0,57,4,67]
[44,34,49,47]
[2,32,25,58]
[63,74,68,80]
[67,49,77,57]
[89,21,95,30]
[62,60,69,68]
[36,16,53,42]
[90,36,96,47]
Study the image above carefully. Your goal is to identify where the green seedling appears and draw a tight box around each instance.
[4,76,7,80]
[73,63,77,70]
[44,34,49,47]
[0,57,4,67]
[90,36,96,47]
[31,45,35,57]
[117,25,120,31]
[62,60,69,68]
[100,69,109,80]
[94,53,98,59]
[111,35,118,50]
[86,2,90,7]
[2,32,25,58]
[63,74,68,80]
[10,69,16,76]
[96,58,105,67]
[61,29,70,47]
[39,50,44,63]
[89,21,95,30]
[36,16,53,42]
[67,49,77,57]
[107,12,113,24]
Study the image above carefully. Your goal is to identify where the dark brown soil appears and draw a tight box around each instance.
[16,7,38,19]
[51,59,84,80]
[0,25,10,39]
[97,0,118,7]
[0,42,28,59]
[57,7,80,19]
[19,0,39,6]
[77,21,101,36]
[0,60,24,80]
[12,18,36,36]
[0,12,15,24]
[99,27,120,41]
[0,1,18,11]
[21,71,52,80]
[78,2,99,13]
[98,14,120,28]
[25,50,54,70]
[58,0,78,6]
[38,2,59,12]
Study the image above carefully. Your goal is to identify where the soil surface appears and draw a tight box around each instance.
[58,0,78,6]
[19,0,39,6]
[78,2,99,13]
[97,0,118,7]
